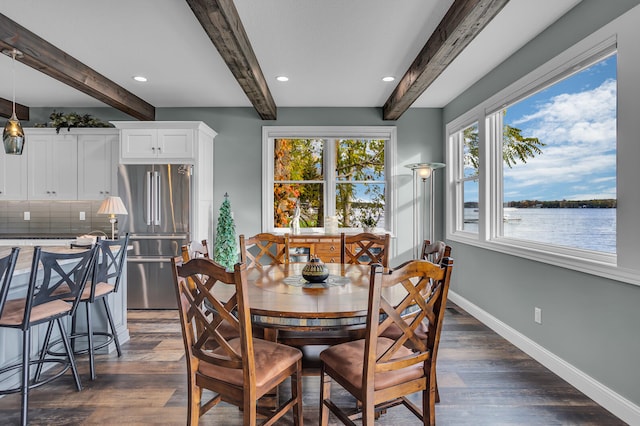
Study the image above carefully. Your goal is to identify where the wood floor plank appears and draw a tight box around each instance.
[0,303,626,425]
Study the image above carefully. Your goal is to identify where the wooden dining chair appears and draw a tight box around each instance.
[171,257,303,425]
[319,257,454,426]
[341,232,390,268]
[0,246,96,426]
[381,240,452,402]
[421,239,451,264]
[239,233,289,268]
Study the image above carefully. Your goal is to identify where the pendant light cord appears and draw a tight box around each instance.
[11,49,16,118]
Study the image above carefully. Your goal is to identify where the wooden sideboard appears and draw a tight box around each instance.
[286,234,342,263]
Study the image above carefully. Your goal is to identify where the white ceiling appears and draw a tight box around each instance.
[0,0,581,114]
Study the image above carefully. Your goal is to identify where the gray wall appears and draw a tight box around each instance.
[443,0,640,409]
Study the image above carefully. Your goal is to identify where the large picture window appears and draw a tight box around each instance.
[447,40,619,274]
[263,127,396,234]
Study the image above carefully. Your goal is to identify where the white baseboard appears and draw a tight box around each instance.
[448,291,640,426]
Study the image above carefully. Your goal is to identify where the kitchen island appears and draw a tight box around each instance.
[0,245,129,390]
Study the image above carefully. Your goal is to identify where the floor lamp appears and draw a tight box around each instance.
[97,196,128,240]
[406,162,445,258]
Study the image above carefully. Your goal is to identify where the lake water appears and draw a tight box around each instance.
[463,208,616,253]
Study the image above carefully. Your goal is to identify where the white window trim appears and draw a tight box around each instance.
[445,31,640,286]
[262,126,397,235]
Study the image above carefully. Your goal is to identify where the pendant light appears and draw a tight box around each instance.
[3,48,25,155]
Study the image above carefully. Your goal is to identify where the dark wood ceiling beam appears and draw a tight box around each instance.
[186,0,277,120]
[383,0,510,120]
[0,13,155,121]
[0,97,29,120]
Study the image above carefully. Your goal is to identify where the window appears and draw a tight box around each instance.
[499,53,616,253]
[263,127,396,234]
[451,122,480,234]
[447,40,618,274]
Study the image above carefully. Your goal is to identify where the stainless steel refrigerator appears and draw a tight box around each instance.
[118,164,192,309]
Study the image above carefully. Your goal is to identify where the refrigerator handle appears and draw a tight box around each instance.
[145,171,152,226]
[153,170,161,226]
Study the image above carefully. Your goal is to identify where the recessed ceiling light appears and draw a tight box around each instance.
[276,76,289,82]
[133,75,148,82]
[382,76,395,82]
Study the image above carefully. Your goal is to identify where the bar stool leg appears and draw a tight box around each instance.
[34,321,55,382]
[103,298,122,356]
[86,302,96,380]
[20,328,30,426]
[56,318,82,392]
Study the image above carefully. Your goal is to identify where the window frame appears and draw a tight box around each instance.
[445,35,633,283]
[262,126,397,235]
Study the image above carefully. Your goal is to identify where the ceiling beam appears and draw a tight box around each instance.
[383,0,509,120]
[0,13,155,121]
[186,0,277,120]
[0,97,29,121]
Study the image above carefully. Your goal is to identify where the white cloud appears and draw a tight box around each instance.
[504,78,616,200]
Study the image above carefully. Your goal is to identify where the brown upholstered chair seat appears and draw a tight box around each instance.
[320,337,425,392]
[200,337,302,389]
[0,299,71,326]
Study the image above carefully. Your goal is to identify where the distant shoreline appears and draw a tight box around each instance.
[464,199,616,209]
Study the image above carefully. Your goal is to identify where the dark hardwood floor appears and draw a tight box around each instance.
[0,303,626,425]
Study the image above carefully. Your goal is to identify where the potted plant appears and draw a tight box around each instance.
[360,212,378,233]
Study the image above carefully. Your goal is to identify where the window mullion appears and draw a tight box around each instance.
[325,139,336,217]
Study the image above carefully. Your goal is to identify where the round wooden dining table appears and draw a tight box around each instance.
[212,262,411,334]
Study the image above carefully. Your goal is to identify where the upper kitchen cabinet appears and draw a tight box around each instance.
[27,132,78,200]
[115,124,196,162]
[0,144,28,200]
[77,130,119,199]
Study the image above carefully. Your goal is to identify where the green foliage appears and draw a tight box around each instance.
[463,117,545,172]
[214,194,238,271]
[34,111,113,134]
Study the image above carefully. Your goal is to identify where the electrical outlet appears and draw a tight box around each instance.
[534,307,542,324]
[79,211,86,220]
[23,211,30,221]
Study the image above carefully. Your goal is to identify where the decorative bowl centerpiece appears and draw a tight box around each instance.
[302,256,329,283]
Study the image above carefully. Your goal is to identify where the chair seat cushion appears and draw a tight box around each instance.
[0,298,72,326]
[80,281,115,300]
[320,337,425,391]
[198,337,302,391]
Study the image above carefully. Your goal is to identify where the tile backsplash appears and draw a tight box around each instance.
[0,201,112,237]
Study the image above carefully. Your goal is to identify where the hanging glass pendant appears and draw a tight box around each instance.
[3,112,25,155]
[3,48,25,155]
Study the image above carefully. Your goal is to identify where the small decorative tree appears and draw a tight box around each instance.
[214,193,238,271]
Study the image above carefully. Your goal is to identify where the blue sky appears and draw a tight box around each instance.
[502,54,617,202]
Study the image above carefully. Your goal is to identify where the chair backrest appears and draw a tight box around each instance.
[93,234,129,297]
[0,247,20,317]
[341,232,390,268]
[171,257,254,381]
[200,239,210,259]
[364,257,453,391]
[239,233,289,268]
[26,246,97,326]
[421,240,451,265]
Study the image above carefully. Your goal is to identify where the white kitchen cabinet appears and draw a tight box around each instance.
[113,121,217,245]
[77,132,119,199]
[27,133,78,200]
[118,127,193,160]
[0,144,28,200]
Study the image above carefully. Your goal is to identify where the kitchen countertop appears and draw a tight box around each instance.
[0,245,83,276]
